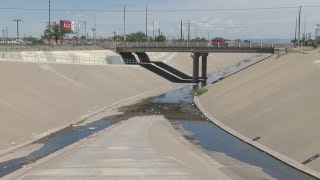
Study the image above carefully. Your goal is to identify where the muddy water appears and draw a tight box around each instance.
[0,54,317,179]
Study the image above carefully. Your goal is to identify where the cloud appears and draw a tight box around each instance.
[196,16,221,28]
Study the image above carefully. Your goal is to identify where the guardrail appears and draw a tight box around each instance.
[116,42,275,49]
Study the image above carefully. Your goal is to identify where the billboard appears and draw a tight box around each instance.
[60,20,74,32]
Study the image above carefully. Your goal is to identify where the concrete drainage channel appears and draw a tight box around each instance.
[0,54,317,179]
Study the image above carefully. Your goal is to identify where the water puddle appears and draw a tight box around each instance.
[172,119,315,180]
[0,117,120,177]
[0,54,317,179]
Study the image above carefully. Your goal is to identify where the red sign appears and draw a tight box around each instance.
[60,20,74,31]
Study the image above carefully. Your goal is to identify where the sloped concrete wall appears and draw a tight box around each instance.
[0,50,124,65]
[198,51,320,171]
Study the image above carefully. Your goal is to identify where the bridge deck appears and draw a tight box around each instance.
[116,42,275,54]
[117,47,274,53]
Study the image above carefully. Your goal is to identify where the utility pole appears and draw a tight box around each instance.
[92,28,96,42]
[5,26,8,43]
[153,20,155,41]
[113,30,116,41]
[316,24,320,38]
[84,21,87,39]
[13,19,22,43]
[188,20,190,41]
[303,15,306,43]
[48,0,51,44]
[180,20,183,40]
[94,16,97,44]
[123,5,126,36]
[76,20,79,40]
[145,2,148,41]
[2,30,5,41]
[297,6,301,50]
[195,25,198,39]
[294,17,297,43]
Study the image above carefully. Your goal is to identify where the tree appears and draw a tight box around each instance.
[80,35,86,40]
[114,35,124,41]
[155,35,166,42]
[126,32,147,42]
[189,37,207,42]
[315,37,320,45]
[51,23,60,44]
[42,22,71,44]
[42,24,52,42]
[23,36,42,45]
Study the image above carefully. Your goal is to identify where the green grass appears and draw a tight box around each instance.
[195,87,208,96]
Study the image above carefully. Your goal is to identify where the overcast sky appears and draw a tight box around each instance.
[0,0,319,41]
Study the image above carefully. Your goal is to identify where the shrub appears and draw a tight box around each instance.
[195,87,208,96]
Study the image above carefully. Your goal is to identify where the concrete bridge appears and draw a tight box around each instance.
[116,42,275,83]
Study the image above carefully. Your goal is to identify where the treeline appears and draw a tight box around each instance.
[20,23,224,45]
[114,31,209,42]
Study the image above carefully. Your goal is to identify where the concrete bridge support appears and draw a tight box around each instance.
[202,53,208,80]
[193,53,208,84]
[193,53,200,83]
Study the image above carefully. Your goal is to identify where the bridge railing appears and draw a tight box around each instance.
[116,42,274,49]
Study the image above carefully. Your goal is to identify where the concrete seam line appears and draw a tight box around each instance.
[193,95,320,179]
[168,156,193,169]
[0,82,174,158]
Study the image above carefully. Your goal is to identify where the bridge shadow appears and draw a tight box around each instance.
[119,52,192,83]
[151,62,193,80]
[139,63,192,83]
[119,52,139,64]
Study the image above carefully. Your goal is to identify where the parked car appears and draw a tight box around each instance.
[211,38,228,47]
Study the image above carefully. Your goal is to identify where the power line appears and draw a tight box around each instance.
[0,5,320,12]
